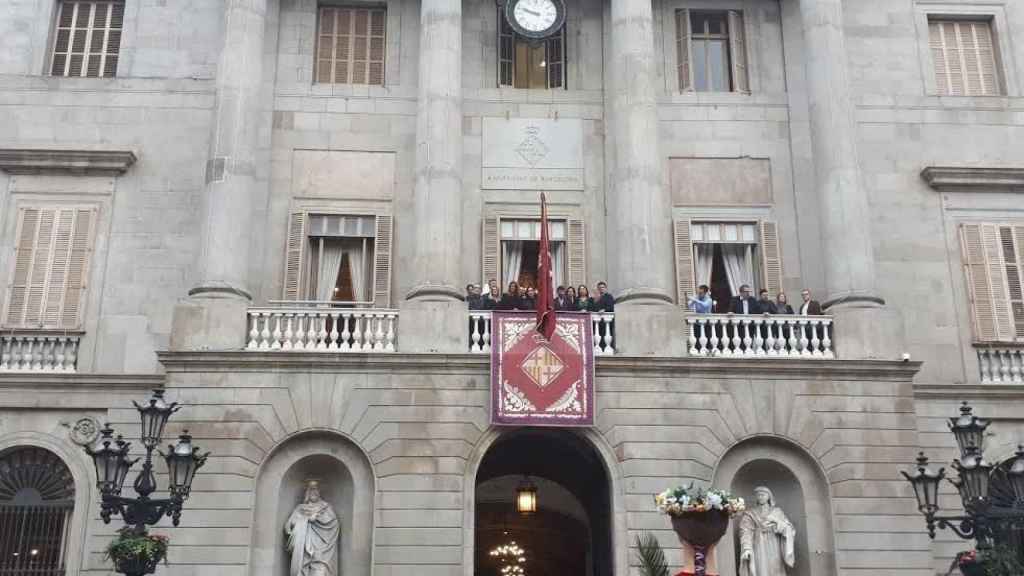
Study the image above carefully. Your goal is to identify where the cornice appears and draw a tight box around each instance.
[0,373,164,390]
[913,383,1024,400]
[157,351,921,381]
[921,166,1024,191]
[0,149,137,176]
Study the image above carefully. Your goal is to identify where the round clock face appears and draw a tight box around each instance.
[506,0,565,39]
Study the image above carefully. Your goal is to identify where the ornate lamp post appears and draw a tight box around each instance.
[902,401,1024,552]
[85,389,209,575]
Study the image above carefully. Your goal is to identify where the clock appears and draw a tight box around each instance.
[504,0,567,40]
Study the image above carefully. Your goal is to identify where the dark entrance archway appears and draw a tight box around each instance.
[474,429,613,576]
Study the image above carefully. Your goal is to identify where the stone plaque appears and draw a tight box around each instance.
[482,118,584,191]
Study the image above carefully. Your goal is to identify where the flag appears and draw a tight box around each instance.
[536,193,556,340]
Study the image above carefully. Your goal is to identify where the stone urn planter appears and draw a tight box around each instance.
[670,510,731,576]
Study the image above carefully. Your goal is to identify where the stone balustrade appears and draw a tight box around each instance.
[686,314,834,358]
[247,307,397,352]
[0,331,82,372]
[977,346,1024,383]
[468,312,616,356]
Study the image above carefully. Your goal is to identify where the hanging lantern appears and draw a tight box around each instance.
[953,445,993,509]
[901,452,944,516]
[1005,445,1024,507]
[516,477,538,514]
[134,389,180,449]
[948,402,989,458]
[84,424,135,496]
[163,430,209,501]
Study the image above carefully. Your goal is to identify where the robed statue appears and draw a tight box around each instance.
[738,486,796,576]
[284,480,340,576]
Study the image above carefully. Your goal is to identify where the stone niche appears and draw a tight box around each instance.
[713,437,836,576]
[249,432,375,576]
[669,157,772,206]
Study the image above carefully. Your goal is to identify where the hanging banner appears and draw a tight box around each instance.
[491,312,594,427]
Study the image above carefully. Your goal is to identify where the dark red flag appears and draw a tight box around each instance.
[536,193,556,340]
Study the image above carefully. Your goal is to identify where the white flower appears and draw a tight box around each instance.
[707,492,723,510]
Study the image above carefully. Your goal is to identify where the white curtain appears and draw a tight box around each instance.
[722,244,754,296]
[317,242,345,301]
[695,244,714,289]
[551,242,566,295]
[343,244,365,303]
[503,241,524,288]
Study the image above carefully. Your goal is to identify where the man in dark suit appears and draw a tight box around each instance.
[593,281,615,313]
[798,289,823,315]
[729,284,761,315]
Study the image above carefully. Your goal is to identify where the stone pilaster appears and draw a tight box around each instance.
[605,0,683,356]
[798,0,903,359]
[399,0,467,353]
[172,0,269,351]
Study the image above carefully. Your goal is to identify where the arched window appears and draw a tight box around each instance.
[0,447,75,575]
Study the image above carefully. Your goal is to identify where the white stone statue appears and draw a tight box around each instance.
[738,486,796,576]
[284,480,340,576]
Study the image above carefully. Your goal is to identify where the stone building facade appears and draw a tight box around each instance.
[0,0,1022,575]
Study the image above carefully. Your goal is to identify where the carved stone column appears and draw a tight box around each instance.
[399,0,468,352]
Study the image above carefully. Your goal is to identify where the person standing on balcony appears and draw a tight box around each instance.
[575,285,595,312]
[484,285,500,310]
[524,286,538,310]
[730,285,761,315]
[774,292,795,315]
[498,281,527,310]
[688,285,714,314]
[466,284,484,310]
[554,286,572,311]
[758,289,775,314]
[566,286,577,310]
[799,289,823,316]
[593,282,615,313]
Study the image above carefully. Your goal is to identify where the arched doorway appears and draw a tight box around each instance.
[474,429,613,576]
[0,446,76,575]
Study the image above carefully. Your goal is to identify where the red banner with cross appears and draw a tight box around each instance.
[490,312,594,427]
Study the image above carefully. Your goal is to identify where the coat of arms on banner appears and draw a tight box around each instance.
[491,312,594,426]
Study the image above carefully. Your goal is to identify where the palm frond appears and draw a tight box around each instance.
[635,532,669,576]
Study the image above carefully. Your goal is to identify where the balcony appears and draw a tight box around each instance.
[246,304,397,351]
[685,314,834,358]
[0,330,83,372]
[468,312,616,356]
[976,345,1024,383]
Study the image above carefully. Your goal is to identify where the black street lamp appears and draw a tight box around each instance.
[902,401,1024,552]
[85,389,209,575]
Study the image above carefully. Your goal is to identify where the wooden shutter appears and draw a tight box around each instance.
[728,11,749,93]
[482,216,500,287]
[4,206,95,329]
[547,26,565,89]
[373,215,393,308]
[930,20,1000,96]
[674,218,694,306]
[960,223,1015,342]
[567,219,586,289]
[316,7,385,85]
[676,9,693,91]
[282,211,307,300]
[498,8,514,87]
[759,221,782,297]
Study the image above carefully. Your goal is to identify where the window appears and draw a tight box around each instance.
[483,216,585,291]
[960,223,1024,342]
[3,207,97,330]
[498,10,565,89]
[676,9,748,93]
[0,447,75,576]
[283,212,393,307]
[674,219,781,309]
[316,6,386,85]
[50,0,123,78]
[929,18,1001,96]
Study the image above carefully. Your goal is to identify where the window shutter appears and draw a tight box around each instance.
[673,218,694,306]
[372,215,393,308]
[759,220,782,297]
[676,9,693,92]
[972,21,999,95]
[960,223,1015,342]
[282,211,307,300]
[929,21,950,94]
[482,216,499,287]
[728,11,749,93]
[547,26,565,89]
[498,9,514,87]
[5,209,42,326]
[55,208,96,328]
[567,219,586,289]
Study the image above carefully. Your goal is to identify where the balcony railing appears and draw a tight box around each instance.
[976,345,1024,383]
[468,312,616,356]
[685,314,834,358]
[0,331,82,372]
[247,307,397,352]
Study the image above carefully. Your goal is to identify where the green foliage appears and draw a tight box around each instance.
[104,527,170,565]
[635,532,669,576]
[980,544,1024,576]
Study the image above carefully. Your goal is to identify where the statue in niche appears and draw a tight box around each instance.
[738,486,796,576]
[284,480,340,576]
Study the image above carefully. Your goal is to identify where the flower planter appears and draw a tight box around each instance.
[670,510,730,547]
[959,561,986,576]
[113,554,161,576]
